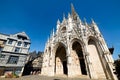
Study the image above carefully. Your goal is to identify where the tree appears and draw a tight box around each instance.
[114,55,120,79]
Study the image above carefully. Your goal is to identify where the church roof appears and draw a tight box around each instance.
[14,31,30,40]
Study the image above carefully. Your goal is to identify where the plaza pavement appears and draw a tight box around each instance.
[0,75,105,80]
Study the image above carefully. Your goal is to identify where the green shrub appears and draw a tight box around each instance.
[5,72,19,78]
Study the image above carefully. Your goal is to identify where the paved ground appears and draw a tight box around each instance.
[0,75,99,80]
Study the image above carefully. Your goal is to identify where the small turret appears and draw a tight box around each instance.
[68,13,71,18]
[45,36,50,50]
[57,19,60,25]
[56,19,60,33]
[68,12,72,23]
[91,19,100,34]
[47,36,49,42]
[62,13,67,25]
[68,12,73,31]
[50,30,53,38]
[52,28,55,37]
[63,13,66,21]
[91,18,96,25]
[77,16,82,25]
[84,18,88,26]
[52,28,55,42]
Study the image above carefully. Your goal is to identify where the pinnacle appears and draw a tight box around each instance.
[71,3,76,16]
[57,19,60,24]
[91,18,96,24]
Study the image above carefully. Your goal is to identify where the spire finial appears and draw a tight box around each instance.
[84,18,88,25]
[91,18,96,25]
[52,28,55,36]
[50,30,52,37]
[68,12,71,18]
[47,36,50,43]
[63,13,65,20]
[57,19,60,24]
[71,3,77,20]
[62,13,67,24]
[57,19,60,30]
[71,3,75,15]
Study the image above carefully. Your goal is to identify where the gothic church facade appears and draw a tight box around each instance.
[41,5,117,80]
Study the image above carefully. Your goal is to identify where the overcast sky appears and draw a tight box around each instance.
[0,0,120,59]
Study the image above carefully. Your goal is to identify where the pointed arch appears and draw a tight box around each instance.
[87,37,106,78]
[54,42,68,75]
[53,42,67,55]
[61,27,66,33]
[70,38,87,75]
[70,38,85,48]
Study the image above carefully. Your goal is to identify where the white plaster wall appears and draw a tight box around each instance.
[21,48,28,54]
[3,45,13,52]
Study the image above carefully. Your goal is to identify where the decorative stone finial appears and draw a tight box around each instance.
[84,18,88,26]
[52,28,55,36]
[68,12,71,18]
[63,13,66,20]
[91,18,96,25]
[57,19,60,24]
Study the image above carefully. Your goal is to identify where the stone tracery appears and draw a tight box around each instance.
[41,4,117,80]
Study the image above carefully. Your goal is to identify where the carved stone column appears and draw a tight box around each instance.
[86,52,98,79]
[67,44,73,77]
[47,44,55,76]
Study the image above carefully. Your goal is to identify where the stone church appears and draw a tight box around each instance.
[41,4,117,80]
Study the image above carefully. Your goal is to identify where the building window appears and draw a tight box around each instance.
[14,47,20,53]
[24,42,28,47]
[8,39,13,44]
[7,56,19,64]
[0,47,3,51]
[0,54,5,58]
[17,41,22,46]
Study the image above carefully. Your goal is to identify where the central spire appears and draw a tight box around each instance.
[71,3,77,20]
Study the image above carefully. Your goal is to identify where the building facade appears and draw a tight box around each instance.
[22,51,43,76]
[0,32,30,77]
[41,5,117,80]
